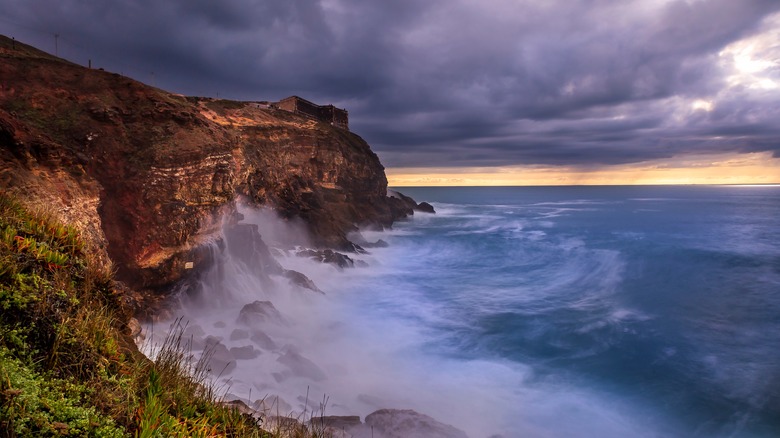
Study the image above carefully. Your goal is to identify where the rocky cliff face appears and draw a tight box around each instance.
[0,35,419,299]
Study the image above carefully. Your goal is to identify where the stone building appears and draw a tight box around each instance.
[276,96,349,130]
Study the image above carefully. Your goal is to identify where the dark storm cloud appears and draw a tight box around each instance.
[2,0,779,167]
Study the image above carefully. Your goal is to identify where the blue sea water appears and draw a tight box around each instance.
[337,185,780,437]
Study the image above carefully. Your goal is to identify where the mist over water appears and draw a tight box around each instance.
[143,186,780,438]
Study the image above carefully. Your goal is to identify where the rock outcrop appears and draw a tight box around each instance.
[305,409,469,438]
[363,409,469,438]
[0,35,415,305]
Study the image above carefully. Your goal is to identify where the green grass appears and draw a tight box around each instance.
[0,192,339,437]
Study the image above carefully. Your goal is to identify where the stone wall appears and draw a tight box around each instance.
[277,96,349,130]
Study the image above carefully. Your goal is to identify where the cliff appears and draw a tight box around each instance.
[0,35,419,301]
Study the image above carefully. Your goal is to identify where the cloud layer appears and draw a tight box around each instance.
[2,0,779,168]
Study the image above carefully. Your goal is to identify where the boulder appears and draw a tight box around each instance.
[230,328,250,341]
[296,248,356,269]
[230,345,261,360]
[237,300,286,326]
[362,239,389,248]
[416,202,436,214]
[250,330,278,350]
[203,336,236,375]
[364,409,468,438]
[283,269,324,293]
[277,347,327,381]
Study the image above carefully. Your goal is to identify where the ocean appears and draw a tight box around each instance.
[145,185,780,438]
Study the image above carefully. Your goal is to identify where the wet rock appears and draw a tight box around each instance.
[230,345,261,360]
[387,190,418,216]
[416,202,435,214]
[250,330,278,350]
[277,347,327,381]
[230,328,250,341]
[283,269,324,293]
[224,223,283,275]
[204,336,236,375]
[270,247,288,258]
[181,324,207,350]
[183,324,205,338]
[237,300,286,326]
[296,248,356,269]
[361,239,389,248]
[364,409,469,438]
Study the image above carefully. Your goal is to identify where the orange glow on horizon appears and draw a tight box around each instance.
[386,152,780,186]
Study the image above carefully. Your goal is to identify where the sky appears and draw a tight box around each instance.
[2,0,780,185]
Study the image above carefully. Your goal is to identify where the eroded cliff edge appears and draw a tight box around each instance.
[0,35,420,305]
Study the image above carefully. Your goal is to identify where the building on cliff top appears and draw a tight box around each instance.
[275,96,349,130]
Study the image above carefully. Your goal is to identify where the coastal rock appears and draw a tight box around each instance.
[277,347,327,381]
[416,202,436,214]
[203,336,236,375]
[363,409,469,438]
[282,269,323,293]
[362,239,389,248]
[237,300,286,327]
[224,222,283,275]
[230,345,261,360]
[296,248,356,269]
[250,330,278,350]
[229,328,250,341]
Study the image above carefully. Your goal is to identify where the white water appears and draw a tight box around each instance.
[139,202,674,438]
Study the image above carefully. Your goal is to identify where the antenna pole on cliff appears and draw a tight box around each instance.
[54,33,59,56]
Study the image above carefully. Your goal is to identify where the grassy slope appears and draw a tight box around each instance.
[0,193,273,437]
